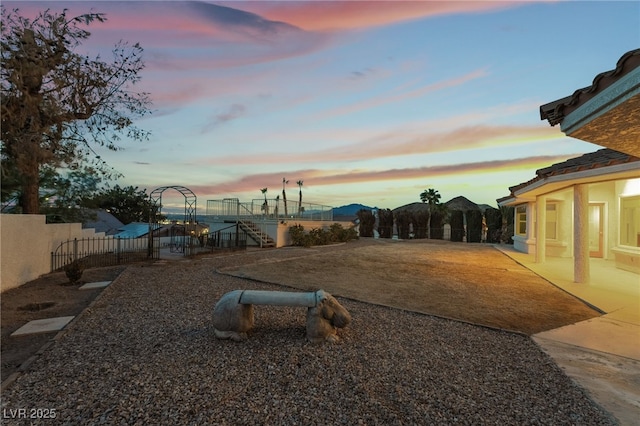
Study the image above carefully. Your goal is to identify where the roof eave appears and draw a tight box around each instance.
[500,161,640,203]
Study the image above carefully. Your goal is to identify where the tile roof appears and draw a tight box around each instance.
[540,49,640,126]
[507,148,640,194]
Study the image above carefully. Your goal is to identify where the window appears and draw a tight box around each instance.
[516,205,527,236]
[546,203,558,240]
[620,196,640,248]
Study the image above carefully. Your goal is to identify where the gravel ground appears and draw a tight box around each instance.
[1,254,616,425]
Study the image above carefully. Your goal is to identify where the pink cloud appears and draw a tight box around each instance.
[235,1,532,31]
[195,124,561,166]
[187,153,578,194]
[4,2,331,68]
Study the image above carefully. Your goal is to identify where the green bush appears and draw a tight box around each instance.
[356,209,376,237]
[484,207,502,243]
[377,209,394,238]
[289,224,310,247]
[395,210,412,239]
[466,209,483,243]
[449,210,464,242]
[289,223,357,247]
[430,210,445,239]
[413,210,428,239]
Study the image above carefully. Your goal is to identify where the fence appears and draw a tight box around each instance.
[51,236,157,272]
[199,225,248,251]
[206,198,333,221]
[52,228,248,271]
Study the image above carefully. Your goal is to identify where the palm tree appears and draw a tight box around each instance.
[282,178,289,217]
[420,188,441,238]
[297,180,304,217]
[260,187,268,215]
[420,188,441,205]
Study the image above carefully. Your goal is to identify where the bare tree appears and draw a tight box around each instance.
[1,7,151,213]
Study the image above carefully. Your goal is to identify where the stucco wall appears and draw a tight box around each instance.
[589,181,616,259]
[546,189,572,258]
[0,214,102,293]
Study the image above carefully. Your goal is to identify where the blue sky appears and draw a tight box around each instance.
[7,1,640,212]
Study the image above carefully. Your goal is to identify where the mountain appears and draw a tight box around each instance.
[332,203,375,219]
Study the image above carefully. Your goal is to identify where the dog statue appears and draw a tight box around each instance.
[212,289,351,343]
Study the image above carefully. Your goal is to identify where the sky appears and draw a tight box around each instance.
[5,1,640,213]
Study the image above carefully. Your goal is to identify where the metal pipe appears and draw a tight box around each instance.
[238,290,320,307]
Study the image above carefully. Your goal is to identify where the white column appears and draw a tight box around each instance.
[526,202,535,254]
[574,184,590,283]
[536,195,546,263]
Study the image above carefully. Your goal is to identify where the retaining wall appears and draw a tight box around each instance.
[0,214,103,293]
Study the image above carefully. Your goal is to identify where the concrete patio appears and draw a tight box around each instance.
[497,245,640,424]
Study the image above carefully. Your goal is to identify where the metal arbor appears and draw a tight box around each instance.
[149,186,197,256]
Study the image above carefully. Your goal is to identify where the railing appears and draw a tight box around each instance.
[51,236,157,272]
[198,225,247,251]
[206,198,333,221]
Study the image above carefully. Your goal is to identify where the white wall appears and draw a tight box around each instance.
[0,214,102,293]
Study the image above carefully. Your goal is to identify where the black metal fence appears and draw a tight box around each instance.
[52,227,248,272]
[51,236,157,272]
[197,226,248,252]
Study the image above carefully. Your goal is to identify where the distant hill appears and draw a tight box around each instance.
[332,203,375,219]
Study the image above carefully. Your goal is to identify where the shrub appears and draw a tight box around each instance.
[289,223,357,247]
[394,210,412,239]
[466,209,483,243]
[356,209,376,237]
[329,223,358,242]
[413,210,428,239]
[430,210,445,240]
[449,210,464,242]
[289,224,310,247]
[499,206,515,244]
[484,207,502,243]
[64,259,84,284]
[377,209,394,238]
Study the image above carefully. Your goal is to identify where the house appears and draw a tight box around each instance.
[499,49,640,283]
[82,209,125,236]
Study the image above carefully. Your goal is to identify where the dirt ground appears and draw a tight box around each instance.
[1,238,601,384]
[1,266,128,382]
[218,239,601,334]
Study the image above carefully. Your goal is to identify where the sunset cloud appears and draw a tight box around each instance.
[188,153,577,195]
[195,124,561,166]
[4,0,628,210]
[235,1,531,31]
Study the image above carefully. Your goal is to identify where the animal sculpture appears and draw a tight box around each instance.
[212,289,351,343]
